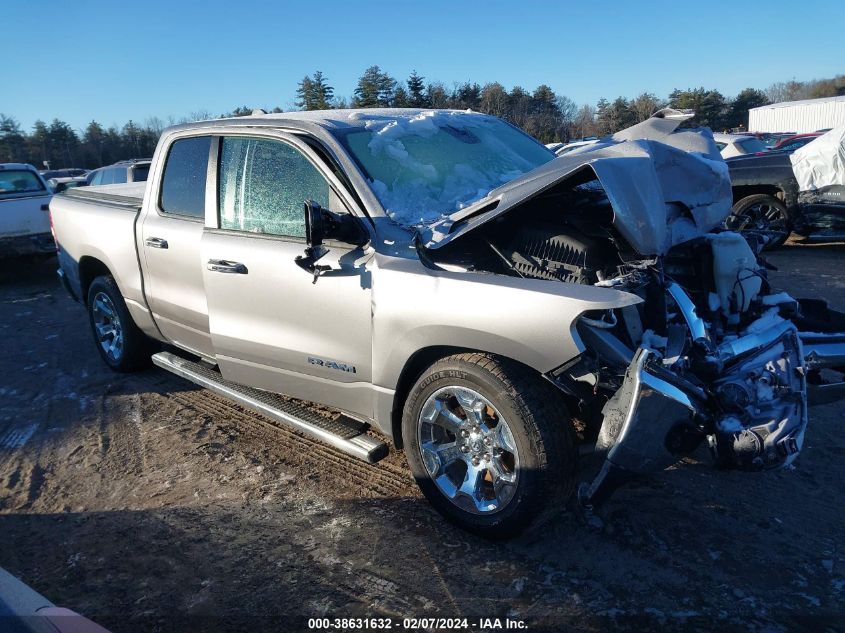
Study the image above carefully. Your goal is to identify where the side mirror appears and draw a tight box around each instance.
[53,182,68,194]
[295,200,334,283]
[296,200,367,283]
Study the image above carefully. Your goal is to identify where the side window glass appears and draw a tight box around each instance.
[90,171,103,186]
[218,137,329,237]
[160,136,211,218]
[100,168,115,185]
[112,168,127,184]
[133,165,150,182]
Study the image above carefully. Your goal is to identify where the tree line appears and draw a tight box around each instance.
[2,69,843,170]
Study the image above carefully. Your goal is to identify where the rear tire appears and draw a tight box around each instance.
[402,353,576,538]
[87,275,154,372]
[727,194,790,248]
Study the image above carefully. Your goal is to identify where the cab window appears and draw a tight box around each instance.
[160,136,212,218]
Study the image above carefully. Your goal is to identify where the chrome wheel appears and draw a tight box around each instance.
[91,291,123,362]
[730,202,787,232]
[418,386,519,514]
[726,196,789,247]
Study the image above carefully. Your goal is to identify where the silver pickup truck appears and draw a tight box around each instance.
[50,108,845,537]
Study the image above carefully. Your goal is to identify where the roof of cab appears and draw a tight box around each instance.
[164,108,476,135]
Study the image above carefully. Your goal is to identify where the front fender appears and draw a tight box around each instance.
[371,255,641,390]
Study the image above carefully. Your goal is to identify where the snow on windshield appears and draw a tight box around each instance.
[339,110,554,225]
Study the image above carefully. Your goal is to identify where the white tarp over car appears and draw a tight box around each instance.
[790,125,845,191]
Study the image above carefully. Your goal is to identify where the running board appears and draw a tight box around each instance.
[151,351,388,463]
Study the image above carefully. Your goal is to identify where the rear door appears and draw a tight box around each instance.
[139,135,216,358]
[200,133,375,417]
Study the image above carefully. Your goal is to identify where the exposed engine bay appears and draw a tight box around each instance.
[425,173,845,507]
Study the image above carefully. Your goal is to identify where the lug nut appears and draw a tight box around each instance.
[471,456,480,466]
[460,429,469,438]
[484,437,493,446]
[484,453,491,462]
[460,445,470,453]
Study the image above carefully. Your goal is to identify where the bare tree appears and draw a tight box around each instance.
[631,92,664,122]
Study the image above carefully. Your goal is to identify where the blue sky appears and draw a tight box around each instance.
[3,0,842,132]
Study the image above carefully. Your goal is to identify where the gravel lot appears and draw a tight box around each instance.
[1,245,843,632]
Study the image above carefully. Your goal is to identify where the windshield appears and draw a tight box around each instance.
[735,138,767,153]
[0,170,46,198]
[335,111,555,225]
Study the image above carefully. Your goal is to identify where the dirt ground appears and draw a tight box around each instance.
[0,245,843,633]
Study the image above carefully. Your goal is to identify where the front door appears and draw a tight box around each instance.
[200,134,375,418]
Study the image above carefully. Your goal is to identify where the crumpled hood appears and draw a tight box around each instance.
[419,110,733,256]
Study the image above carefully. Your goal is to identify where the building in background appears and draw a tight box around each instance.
[749,95,845,133]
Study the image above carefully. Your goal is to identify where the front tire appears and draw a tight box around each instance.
[402,353,576,538]
[87,275,154,372]
[727,194,790,248]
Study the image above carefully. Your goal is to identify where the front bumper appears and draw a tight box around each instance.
[580,318,809,508]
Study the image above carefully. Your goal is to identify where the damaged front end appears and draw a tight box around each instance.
[575,279,811,508]
[548,232,845,509]
[420,111,845,508]
[555,232,838,509]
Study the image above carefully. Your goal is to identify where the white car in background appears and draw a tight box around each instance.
[0,163,55,258]
[712,133,768,159]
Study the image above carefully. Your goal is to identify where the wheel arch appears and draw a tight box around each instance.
[732,184,784,205]
[732,182,800,217]
[390,345,467,448]
[79,255,115,306]
[389,345,569,449]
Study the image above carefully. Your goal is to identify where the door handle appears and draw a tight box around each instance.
[207,259,248,274]
[145,237,169,249]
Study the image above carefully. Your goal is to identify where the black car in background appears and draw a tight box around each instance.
[726,151,845,244]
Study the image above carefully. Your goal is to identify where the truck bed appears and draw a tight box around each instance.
[62,182,146,209]
[50,182,155,334]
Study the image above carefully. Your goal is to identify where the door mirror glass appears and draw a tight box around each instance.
[304,199,326,249]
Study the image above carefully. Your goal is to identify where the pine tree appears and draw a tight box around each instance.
[82,121,105,166]
[353,66,380,107]
[407,71,428,107]
[392,85,409,108]
[310,71,334,110]
[455,83,482,109]
[354,66,396,108]
[725,88,768,130]
[0,114,25,162]
[295,76,315,110]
